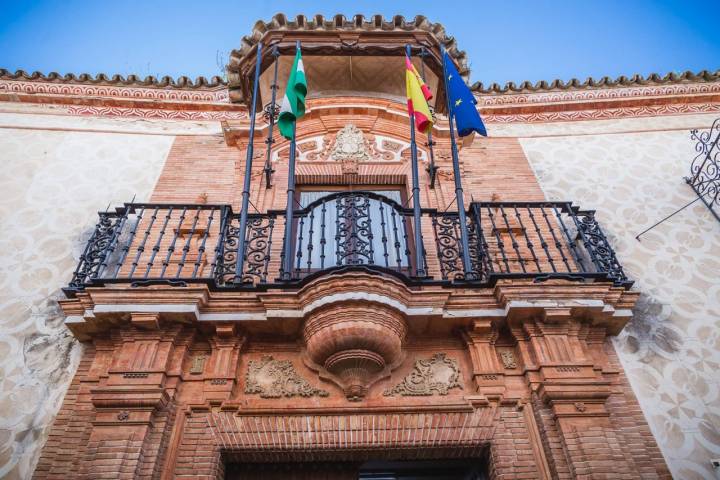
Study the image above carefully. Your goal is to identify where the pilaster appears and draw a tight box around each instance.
[462,319,505,399]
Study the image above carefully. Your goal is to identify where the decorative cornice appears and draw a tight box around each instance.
[233,13,468,70]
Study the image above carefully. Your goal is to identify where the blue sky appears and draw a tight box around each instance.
[1,0,718,86]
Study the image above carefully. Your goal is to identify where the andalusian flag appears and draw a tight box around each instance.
[278,47,307,140]
[405,56,434,134]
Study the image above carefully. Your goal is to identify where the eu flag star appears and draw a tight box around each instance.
[448,74,452,81]
[455,98,463,107]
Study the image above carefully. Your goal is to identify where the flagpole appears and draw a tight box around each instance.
[233,41,263,284]
[441,46,474,280]
[281,122,297,281]
[419,47,439,189]
[281,41,301,281]
[406,45,427,278]
[263,45,280,189]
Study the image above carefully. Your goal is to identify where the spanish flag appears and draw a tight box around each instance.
[405,56,434,134]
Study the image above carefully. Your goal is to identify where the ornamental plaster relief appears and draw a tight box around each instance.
[383,353,462,396]
[245,355,328,398]
[272,124,428,165]
[0,126,171,479]
[521,127,720,479]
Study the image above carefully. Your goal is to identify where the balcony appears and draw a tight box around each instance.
[67,192,632,293]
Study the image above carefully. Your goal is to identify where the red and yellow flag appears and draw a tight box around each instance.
[405,56,434,134]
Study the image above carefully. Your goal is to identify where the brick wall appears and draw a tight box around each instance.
[33,99,672,479]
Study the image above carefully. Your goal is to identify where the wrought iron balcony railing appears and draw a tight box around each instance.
[687,117,720,222]
[67,192,632,293]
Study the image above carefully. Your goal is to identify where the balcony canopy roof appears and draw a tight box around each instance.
[227,14,470,110]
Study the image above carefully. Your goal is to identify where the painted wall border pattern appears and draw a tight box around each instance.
[65,105,247,120]
[477,82,720,106]
[486,102,720,124]
[0,80,229,102]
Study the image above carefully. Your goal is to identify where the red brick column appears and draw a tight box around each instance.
[172,412,223,479]
[33,345,96,478]
[488,406,545,480]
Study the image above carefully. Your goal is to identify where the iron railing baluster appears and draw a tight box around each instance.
[390,209,402,271]
[499,204,526,273]
[379,202,389,268]
[211,207,231,284]
[160,206,186,278]
[144,207,173,279]
[262,216,275,283]
[306,208,315,272]
[295,215,305,275]
[485,206,510,273]
[513,205,540,272]
[527,206,556,273]
[192,207,215,278]
[554,204,587,272]
[540,205,572,272]
[366,196,375,265]
[128,206,159,278]
[319,202,327,270]
[176,206,201,278]
[335,197,342,267]
[401,215,411,274]
[113,206,143,279]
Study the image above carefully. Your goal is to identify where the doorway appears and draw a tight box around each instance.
[226,458,487,480]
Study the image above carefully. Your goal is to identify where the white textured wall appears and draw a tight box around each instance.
[0,118,174,479]
[513,115,720,480]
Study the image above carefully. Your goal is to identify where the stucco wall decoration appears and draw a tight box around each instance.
[0,127,172,479]
[520,123,720,480]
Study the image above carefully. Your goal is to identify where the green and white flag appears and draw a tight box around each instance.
[277,47,307,140]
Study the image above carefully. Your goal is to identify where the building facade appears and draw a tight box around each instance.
[1,14,719,479]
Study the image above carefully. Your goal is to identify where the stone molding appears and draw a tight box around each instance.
[59,277,638,340]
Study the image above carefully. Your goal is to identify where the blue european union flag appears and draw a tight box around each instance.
[443,52,487,137]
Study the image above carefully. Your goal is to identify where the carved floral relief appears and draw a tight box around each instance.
[245,355,328,398]
[384,353,462,396]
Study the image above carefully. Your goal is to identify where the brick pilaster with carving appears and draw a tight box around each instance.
[462,319,505,399]
[80,316,193,478]
[204,324,245,402]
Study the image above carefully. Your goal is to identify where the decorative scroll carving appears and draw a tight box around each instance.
[384,353,462,396]
[500,350,517,369]
[245,355,328,398]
